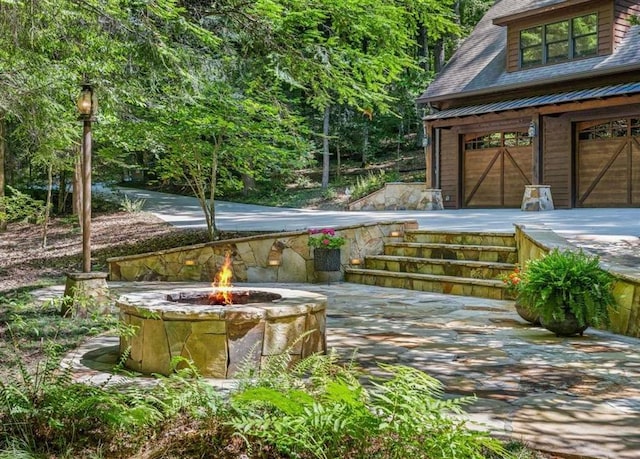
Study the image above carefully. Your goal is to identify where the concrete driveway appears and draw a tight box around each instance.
[111,186,640,237]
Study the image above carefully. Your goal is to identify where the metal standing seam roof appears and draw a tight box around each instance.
[423,82,640,121]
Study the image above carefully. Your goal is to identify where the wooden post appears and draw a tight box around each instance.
[81,118,92,273]
[424,122,433,188]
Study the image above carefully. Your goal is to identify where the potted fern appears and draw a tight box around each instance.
[518,249,617,337]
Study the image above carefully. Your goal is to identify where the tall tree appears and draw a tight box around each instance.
[249,0,417,188]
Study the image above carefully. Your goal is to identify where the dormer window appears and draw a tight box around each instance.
[519,13,597,68]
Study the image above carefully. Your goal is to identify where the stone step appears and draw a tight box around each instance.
[383,242,518,264]
[365,255,515,279]
[404,230,516,247]
[344,268,507,300]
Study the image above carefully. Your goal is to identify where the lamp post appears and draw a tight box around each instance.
[77,84,97,273]
[62,84,108,317]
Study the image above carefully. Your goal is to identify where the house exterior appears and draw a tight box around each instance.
[417,0,640,209]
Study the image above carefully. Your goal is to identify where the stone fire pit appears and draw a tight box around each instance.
[118,286,327,378]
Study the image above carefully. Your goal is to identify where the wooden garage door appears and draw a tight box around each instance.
[463,131,532,207]
[577,118,640,207]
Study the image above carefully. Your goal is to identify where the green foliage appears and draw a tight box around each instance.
[119,194,146,213]
[350,170,390,201]
[307,228,346,249]
[0,187,46,224]
[518,249,617,328]
[228,351,506,459]
[0,329,222,456]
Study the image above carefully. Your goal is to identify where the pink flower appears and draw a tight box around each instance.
[322,238,330,245]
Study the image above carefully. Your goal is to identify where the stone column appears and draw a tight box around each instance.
[521,185,554,211]
[423,188,444,210]
[62,272,110,317]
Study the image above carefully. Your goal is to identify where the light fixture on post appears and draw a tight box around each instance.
[528,120,537,138]
[77,83,97,273]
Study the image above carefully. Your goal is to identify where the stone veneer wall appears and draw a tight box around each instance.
[108,220,418,283]
[515,225,640,337]
[348,183,443,211]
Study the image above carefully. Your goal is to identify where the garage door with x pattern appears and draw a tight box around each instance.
[463,131,533,207]
[577,118,640,207]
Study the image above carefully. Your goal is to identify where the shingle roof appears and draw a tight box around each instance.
[417,0,640,104]
[424,81,640,120]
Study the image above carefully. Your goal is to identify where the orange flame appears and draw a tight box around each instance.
[211,253,233,304]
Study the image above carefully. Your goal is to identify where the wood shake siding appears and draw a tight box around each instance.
[439,129,459,209]
[542,116,571,208]
[505,1,614,72]
[614,1,640,47]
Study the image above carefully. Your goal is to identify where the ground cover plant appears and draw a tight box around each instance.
[0,283,552,458]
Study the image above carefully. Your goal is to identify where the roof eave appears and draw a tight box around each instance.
[416,62,640,107]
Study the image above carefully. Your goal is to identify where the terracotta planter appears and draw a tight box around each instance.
[313,248,341,271]
[515,298,540,325]
[540,310,588,337]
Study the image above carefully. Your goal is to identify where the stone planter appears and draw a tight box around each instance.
[313,248,341,271]
[540,310,588,337]
[515,298,540,325]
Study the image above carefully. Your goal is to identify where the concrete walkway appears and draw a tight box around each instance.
[56,281,640,459]
[111,186,640,237]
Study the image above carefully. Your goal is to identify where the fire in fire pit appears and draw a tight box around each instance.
[168,290,282,305]
[210,252,234,304]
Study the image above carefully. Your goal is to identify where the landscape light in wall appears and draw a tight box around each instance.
[389,230,402,237]
[267,240,285,267]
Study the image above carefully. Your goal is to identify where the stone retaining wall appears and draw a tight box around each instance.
[515,225,640,337]
[347,183,443,211]
[108,220,418,283]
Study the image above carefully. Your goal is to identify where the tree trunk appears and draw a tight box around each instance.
[58,170,67,214]
[434,39,445,73]
[42,163,53,248]
[362,121,369,167]
[417,24,429,72]
[0,114,6,232]
[207,142,218,241]
[321,105,330,189]
[241,173,256,195]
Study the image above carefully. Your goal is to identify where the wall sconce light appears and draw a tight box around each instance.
[422,135,431,147]
[528,120,537,138]
[267,240,285,267]
[349,258,362,266]
[389,231,402,237]
[184,259,196,266]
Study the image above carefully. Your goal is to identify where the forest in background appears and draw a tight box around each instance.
[0,0,494,239]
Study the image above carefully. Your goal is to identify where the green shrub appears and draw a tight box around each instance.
[0,186,46,224]
[350,170,388,201]
[119,194,146,213]
[228,351,506,459]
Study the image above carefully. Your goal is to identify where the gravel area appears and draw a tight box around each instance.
[0,212,210,292]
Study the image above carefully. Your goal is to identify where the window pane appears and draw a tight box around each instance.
[612,120,627,137]
[573,14,597,37]
[504,132,516,147]
[520,26,542,47]
[546,20,569,43]
[631,119,640,137]
[574,35,597,57]
[522,46,542,66]
[547,41,569,62]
